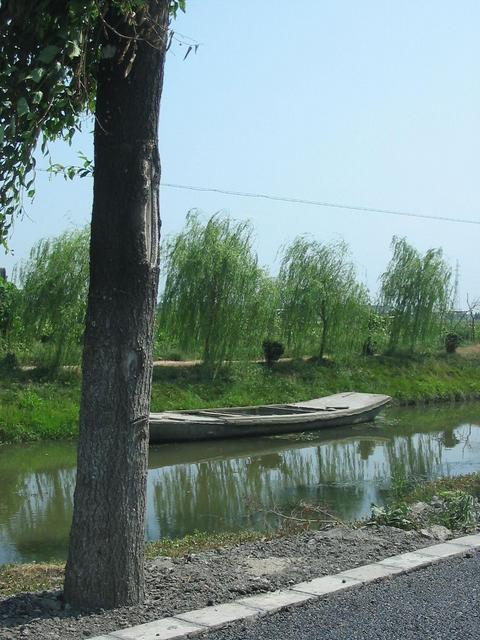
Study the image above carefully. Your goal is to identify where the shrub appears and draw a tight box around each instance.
[262,340,285,367]
[445,333,460,354]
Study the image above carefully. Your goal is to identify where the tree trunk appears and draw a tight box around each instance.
[319,326,327,360]
[64,1,170,610]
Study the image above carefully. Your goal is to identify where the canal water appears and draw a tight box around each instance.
[1,403,480,564]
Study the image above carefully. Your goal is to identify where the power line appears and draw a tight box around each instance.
[161,182,480,226]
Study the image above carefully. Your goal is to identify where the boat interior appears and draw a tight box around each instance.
[184,404,342,417]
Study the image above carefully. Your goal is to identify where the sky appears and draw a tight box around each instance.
[3,1,479,305]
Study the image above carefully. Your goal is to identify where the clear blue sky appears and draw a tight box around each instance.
[3,1,479,304]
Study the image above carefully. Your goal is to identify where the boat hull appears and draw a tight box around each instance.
[149,392,390,443]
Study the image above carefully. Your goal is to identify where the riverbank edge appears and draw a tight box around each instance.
[1,352,480,443]
[2,473,479,598]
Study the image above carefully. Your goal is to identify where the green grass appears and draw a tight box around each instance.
[149,353,480,411]
[393,473,480,504]
[0,380,80,443]
[145,529,267,559]
[1,352,480,443]
[0,562,64,598]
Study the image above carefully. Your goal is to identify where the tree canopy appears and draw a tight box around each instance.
[279,237,369,359]
[160,211,268,371]
[0,276,18,341]
[380,236,452,352]
[0,0,184,247]
[15,226,89,368]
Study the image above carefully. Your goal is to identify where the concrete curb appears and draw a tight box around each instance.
[91,534,480,640]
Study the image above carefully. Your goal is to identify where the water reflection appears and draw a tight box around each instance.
[1,403,480,563]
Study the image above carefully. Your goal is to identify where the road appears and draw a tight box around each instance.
[206,553,480,640]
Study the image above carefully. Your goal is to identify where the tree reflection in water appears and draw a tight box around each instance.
[2,404,480,563]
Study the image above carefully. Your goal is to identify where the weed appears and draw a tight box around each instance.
[370,503,413,530]
[432,490,477,532]
[370,475,480,533]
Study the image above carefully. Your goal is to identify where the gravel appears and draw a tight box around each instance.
[0,526,444,640]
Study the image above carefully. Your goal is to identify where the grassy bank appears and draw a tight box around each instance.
[1,352,479,443]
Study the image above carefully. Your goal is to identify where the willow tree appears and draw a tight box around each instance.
[279,237,369,360]
[0,0,184,609]
[15,227,89,369]
[0,277,18,344]
[160,212,266,370]
[380,237,452,352]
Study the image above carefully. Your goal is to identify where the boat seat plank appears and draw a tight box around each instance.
[194,410,240,418]
[283,404,337,412]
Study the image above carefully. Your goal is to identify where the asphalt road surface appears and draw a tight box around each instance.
[205,552,480,640]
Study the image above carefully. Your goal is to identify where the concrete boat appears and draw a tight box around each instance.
[149,392,391,443]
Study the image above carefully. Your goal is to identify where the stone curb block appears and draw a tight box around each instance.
[108,616,205,640]
[418,542,475,558]
[91,534,480,640]
[337,561,404,583]
[290,574,361,596]
[175,602,261,628]
[237,588,314,612]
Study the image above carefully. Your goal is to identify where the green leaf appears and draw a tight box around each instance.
[30,68,45,83]
[17,97,29,116]
[67,41,81,59]
[0,125,4,144]
[32,91,43,105]
[38,45,59,64]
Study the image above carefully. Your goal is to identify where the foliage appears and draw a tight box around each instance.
[0,278,27,359]
[362,311,389,356]
[0,0,186,248]
[0,278,19,337]
[278,237,369,359]
[433,490,477,531]
[371,473,480,533]
[388,470,419,500]
[0,351,18,374]
[370,489,478,533]
[159,212,269,372]
[14,227,89,369]
[380,237,452,353]
[370,503,412,529]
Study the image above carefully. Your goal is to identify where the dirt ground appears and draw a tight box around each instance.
[457,344,480,358]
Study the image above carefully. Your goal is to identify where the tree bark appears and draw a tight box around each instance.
[64,1,170,610]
